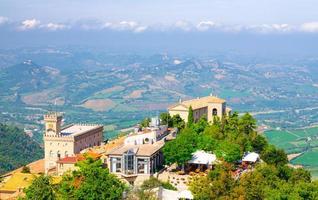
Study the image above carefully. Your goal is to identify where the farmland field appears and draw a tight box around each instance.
[265,127,318,179]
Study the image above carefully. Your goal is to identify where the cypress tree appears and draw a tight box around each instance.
[187,106,194,127]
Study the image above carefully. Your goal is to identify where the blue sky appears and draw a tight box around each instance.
[1,0,318,32]
[1,0,318,55]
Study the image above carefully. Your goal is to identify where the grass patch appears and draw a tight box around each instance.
[291,149,318,166]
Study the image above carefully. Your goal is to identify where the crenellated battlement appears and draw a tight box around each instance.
[44,112,62,121]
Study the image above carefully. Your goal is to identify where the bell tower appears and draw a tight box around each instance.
[44,112,62,136]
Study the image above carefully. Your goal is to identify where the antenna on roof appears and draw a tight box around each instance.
[54,99,58,114]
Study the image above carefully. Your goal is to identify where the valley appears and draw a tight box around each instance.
[1,47,318,175]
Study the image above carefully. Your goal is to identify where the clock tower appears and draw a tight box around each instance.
[44,112,62,136]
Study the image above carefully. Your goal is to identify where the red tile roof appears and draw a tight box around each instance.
[56,151,101,164]
[57,156,83,164]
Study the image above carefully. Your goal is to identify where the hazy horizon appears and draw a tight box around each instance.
[1,0,318,55]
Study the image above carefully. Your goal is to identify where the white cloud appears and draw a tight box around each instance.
[45,23,66,31]
[20,19,40,30]
[9,18,318,34]
[0,16,8,25]
[134,26,147,33]
[300,22,318,32]
[118,21,138,30]
[247,24,292,33]
[174,20,192,31]
[103,21,146,33]
[173,59,182,65]
[196,21,216,31]
[104,21,137,31]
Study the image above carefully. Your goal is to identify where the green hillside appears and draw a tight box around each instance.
[0,123,43,174]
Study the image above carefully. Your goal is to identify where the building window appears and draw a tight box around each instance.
[212,108,218,116]
[57,150,61,158]
[111,157,122,173]
[65,151,68,157]
[137,158,148,174]
[124,150,135,175]
[50,150,54,157]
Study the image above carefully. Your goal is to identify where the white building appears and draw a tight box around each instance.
[124,125,169,145]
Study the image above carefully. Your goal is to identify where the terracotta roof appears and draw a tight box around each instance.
[103,136,125,154]
[4,159,45,176]
[107,141,164,157]
[57,151,101,164]
[169,96,226,110]
[57,156,82,164]
[81,151,102,160]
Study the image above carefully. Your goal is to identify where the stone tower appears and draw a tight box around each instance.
[44,112,62,136]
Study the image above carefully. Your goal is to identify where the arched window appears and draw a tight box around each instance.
[212,108,218,116]
[65,151,68,157]
[57,150,60,158]
[50,150,54,157]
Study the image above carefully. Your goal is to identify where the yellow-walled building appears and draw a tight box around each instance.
[43,113,103,173]
[168,95,231,123]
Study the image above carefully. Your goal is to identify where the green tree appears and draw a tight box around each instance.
[197,133,217,152]
[251,134,268,153]
[187,106,194,127]
[162,128,197,170]
[289,168,311,184]
[239,113,257,135]
[159,112,172,127]
[171,114,185,130]
[191,164,236,199]
[188,175,213,200]
[0,123,42,174]
[226,112,239,132]
[141,177,176,191]
[58,158,126,200]
[215,141,242,163]
[261,145,288,166]
[24,175,56,200]
[193,115,208,134]
[140,117,151,128]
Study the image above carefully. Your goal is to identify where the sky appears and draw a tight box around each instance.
[1,0,318,54]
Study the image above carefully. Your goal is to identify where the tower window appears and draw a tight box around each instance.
[212,108,218,116]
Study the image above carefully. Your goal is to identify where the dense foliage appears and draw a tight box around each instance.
[140,177,177,191]
[189,163,318,200]
[163,112,268,168]
[24,175,56,200]
[0,123,42,174]
[160,113,185,130]
[140,117,151,128]
[24,158,126,200]
[162,112,318,199]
